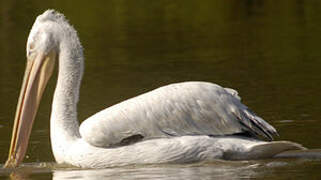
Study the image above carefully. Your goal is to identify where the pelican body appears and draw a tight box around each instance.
[5,10,304,168]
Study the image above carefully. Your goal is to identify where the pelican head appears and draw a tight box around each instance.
[4,10,64,168]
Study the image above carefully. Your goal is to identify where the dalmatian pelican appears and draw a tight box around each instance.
[5,10,304,168]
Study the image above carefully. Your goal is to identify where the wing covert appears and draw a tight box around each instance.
[79,81,277,148]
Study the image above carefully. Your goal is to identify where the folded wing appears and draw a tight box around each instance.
[79,82,277,148]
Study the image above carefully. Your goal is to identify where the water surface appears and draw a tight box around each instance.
[0,0,321,179]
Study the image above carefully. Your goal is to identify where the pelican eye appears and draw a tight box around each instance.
[29,42,35,50]
[27,43,36,57]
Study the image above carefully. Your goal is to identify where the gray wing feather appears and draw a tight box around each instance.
[79,81,277,147]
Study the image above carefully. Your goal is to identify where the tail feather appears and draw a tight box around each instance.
[224,141,305,160]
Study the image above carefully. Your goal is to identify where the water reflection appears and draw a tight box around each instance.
[52,163,262,180]
[4,159,321,180]
[1,161,281,180]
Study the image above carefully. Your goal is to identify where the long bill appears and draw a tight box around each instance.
[5,52,55,168]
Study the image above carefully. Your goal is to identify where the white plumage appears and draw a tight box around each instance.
[5,10,304,169]
[80,82,276,148]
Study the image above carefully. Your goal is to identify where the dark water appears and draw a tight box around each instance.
[1,0,321,179]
